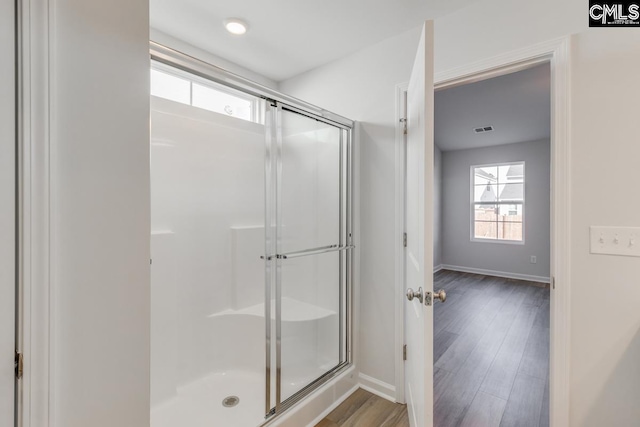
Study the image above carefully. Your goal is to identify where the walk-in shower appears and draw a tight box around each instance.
[149,43,354,427]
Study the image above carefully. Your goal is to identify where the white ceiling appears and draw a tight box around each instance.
[150,0,479,82]
[435,63,551,152]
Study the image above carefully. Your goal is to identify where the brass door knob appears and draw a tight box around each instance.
[433,289,446,303]
[406,287,423,303]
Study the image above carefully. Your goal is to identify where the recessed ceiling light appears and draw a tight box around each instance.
[224,19,248,35]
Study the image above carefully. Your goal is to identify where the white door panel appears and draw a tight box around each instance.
[404,21,434,427]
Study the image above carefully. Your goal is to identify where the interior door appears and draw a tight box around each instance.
[404,21,434,427]
[0,0,16,424]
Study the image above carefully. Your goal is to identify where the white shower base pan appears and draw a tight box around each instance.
[151,365,330,427]
[151,370,264,427]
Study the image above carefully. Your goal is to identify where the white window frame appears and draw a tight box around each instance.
[150,60,264,123]
[470,161,525,244]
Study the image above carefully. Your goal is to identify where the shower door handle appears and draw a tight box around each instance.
[276,244,354,260]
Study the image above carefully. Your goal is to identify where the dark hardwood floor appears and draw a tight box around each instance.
[433,270,549,427]
[317,270,550,427]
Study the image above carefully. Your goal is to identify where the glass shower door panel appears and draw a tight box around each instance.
[279,110,341,254]
[279,251,341,402]
[275,107,346,407]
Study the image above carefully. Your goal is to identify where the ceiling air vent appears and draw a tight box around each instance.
[474,125,494,133]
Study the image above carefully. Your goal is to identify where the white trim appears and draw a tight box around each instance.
[393,82,408,405]
[0,0,16,425]
[434,37,569,90]
[433,264,443,274]
[18,0,54,425]
[358,373,396,403]
[395,36,571,427]
[547,37,572,427]
[470,237,525,245]
[351,122,362,400]
[440,265,550,284]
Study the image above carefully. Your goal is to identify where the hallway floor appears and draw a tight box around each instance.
[318,271,550,427]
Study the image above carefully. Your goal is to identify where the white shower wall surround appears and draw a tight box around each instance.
[150,95,351,426]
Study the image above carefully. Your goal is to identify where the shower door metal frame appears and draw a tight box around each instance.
[149,42,355,425]
[267,101,353,418]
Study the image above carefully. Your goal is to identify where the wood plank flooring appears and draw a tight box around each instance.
[317,270,549,427]
[434,270,550,427]
[315,388,409,427]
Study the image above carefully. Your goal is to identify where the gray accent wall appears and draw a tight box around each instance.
[441,139,550,280]
[434,145,442,268]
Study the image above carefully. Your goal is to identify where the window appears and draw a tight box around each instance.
[150,62,261,123]
[471,162,524,242]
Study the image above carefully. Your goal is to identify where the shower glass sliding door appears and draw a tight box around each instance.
[265,103,352,415]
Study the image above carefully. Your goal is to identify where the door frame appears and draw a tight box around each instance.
[394,36,571,426]
[16,0,55,425]
[1,0,17,425]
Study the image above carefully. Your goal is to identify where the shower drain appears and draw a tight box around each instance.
[222,396,240,408]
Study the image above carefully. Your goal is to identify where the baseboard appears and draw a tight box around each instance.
[433,264,444,273]
[358,373,396,403]
[306,383,360,427]
[441,264,550,284]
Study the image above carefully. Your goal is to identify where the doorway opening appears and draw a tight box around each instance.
[431,63,551,427]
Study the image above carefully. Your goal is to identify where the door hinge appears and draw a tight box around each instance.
[403,232,407,248]
[400,117,407,135]
[15,351,23,380]
[552,276,555,289]
[403,344,407,361]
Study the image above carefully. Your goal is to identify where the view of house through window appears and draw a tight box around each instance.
[472,162,524,242]
[150,62,261,123]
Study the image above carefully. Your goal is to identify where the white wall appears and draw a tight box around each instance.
[433,146,442,269]
[52,2,150,426]
[280,28,422,387]
[441,140,550,280]
[433,0,583,74]
[569,29,640,427]
[0,0,15,424]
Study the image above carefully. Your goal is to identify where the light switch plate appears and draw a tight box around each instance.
[590,226,640,257]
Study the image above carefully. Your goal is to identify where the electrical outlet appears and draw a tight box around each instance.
[590,226,640,257]
[530,256,537,264]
